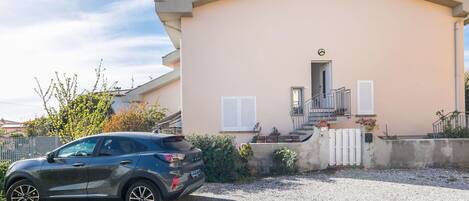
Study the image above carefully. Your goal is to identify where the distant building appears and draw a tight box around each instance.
[0,119,25,134]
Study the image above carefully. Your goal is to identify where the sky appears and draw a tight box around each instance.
[1,1,469,122]
[0,0,175,121]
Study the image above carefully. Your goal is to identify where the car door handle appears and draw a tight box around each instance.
[120,160,132,165]
[72,162,85,167]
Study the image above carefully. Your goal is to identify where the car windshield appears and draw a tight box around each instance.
[162,136,194,151]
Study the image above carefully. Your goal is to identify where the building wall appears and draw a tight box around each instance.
[142,78,181,115]
[180,0,465,140]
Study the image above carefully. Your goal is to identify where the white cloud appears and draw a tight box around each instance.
[0,0,174,121]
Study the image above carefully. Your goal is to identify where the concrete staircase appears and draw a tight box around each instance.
[290,110,338,135]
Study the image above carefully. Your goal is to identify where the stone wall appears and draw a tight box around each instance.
[248,128,330,175]
[249,128,469,174]
[363,135,469,169]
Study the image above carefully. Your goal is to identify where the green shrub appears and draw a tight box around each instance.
[187,135,247,182]
[239,143,253,161]
[272,147,298,175]
[0,161,10,191]
[442,127,469,138]
[24,116,51,137]
[103,103,166,133]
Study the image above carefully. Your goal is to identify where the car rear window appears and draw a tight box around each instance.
[162,136,193,151]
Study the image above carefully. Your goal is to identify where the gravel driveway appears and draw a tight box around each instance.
[179,168,469,201]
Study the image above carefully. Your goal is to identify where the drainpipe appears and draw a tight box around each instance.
[454,20,463,112]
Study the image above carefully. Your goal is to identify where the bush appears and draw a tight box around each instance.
[239,143,253,161]
[442,127,469,138]
[272,147,298,175]
[9,132,25,138]
[24,116,51,137]
[187,135,248,182]
[103,103,166,132]
[0,161,10,191]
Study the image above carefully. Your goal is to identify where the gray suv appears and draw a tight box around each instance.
[4,132,205,201]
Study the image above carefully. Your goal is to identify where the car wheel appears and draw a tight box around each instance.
[126,180,161,201]
[6,179,40,201]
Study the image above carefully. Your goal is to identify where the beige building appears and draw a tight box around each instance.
[0,119,25,134]
[120,52,181,115]
[153,0,468,143]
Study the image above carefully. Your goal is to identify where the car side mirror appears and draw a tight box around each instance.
[46,151,55,163]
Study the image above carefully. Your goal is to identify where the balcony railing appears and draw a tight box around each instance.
[291,87,351,131]
[432,111,469,137]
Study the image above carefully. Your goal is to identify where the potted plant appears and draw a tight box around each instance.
[270,127,281,136]
[316,120,330,130]
[355,118,377,132]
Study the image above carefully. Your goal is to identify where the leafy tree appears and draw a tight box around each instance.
[35,60,114,142]
[24,116,51,137]
[102,103,166,132]
[465,72,469,111]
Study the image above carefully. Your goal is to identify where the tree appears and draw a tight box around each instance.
[24,116,51,137]
[465,72,469,111]
[102,103,166,132]
[35,60,114,141]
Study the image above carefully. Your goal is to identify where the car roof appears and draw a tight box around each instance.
[90,132,176,140]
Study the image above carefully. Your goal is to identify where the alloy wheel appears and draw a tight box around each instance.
[129,186,155,201]
[10,185,40,201]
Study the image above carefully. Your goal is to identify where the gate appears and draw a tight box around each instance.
[328,129,362,166]
[0,136,62,162]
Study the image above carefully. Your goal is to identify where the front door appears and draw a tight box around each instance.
[312,62,332,108]
[38,137,100,198]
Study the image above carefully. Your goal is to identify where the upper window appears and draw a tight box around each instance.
[357,80,374,115]
[221,96,256,131]
[98,137,147,156]
[291,87,304,115]
[162,136,193,151]
[57,137,99,158]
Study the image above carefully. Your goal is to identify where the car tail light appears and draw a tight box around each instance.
[171,176,180,190]
[156,153,185,163]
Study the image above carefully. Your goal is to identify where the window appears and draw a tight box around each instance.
[291,87,304,115]
[99,137,147,156]
[57,137,99,158]
[357,80,374,115]
[162,136,193,151]
[221,96,256,131]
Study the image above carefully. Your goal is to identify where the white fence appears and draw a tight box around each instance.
[328,129,362,166]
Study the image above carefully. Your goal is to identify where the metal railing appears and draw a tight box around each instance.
[0,136,62,162]
[432,111,469,136]
[291,87,351,131]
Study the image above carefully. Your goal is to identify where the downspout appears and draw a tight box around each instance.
[454,20,462,112]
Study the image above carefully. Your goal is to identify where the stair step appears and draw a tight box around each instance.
[310,108,335,112]
[307,118,338,122]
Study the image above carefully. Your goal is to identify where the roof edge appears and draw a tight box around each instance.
[124,68,181,101]
[162,50,180,67]
[156,0,469,48]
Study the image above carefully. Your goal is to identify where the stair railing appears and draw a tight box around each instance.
[291,87,351,131]
[432,111,469,137]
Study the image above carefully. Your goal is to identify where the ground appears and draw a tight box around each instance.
[180,168,469,201]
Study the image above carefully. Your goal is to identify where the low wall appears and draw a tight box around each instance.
[249,128,469,174]
[363,135,469,169]
[248,128,329,174]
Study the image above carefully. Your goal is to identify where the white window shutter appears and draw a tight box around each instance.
[357,80,374,115]
[222,97,238,129]
[221,97,256,131]
[240,97,256,129]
